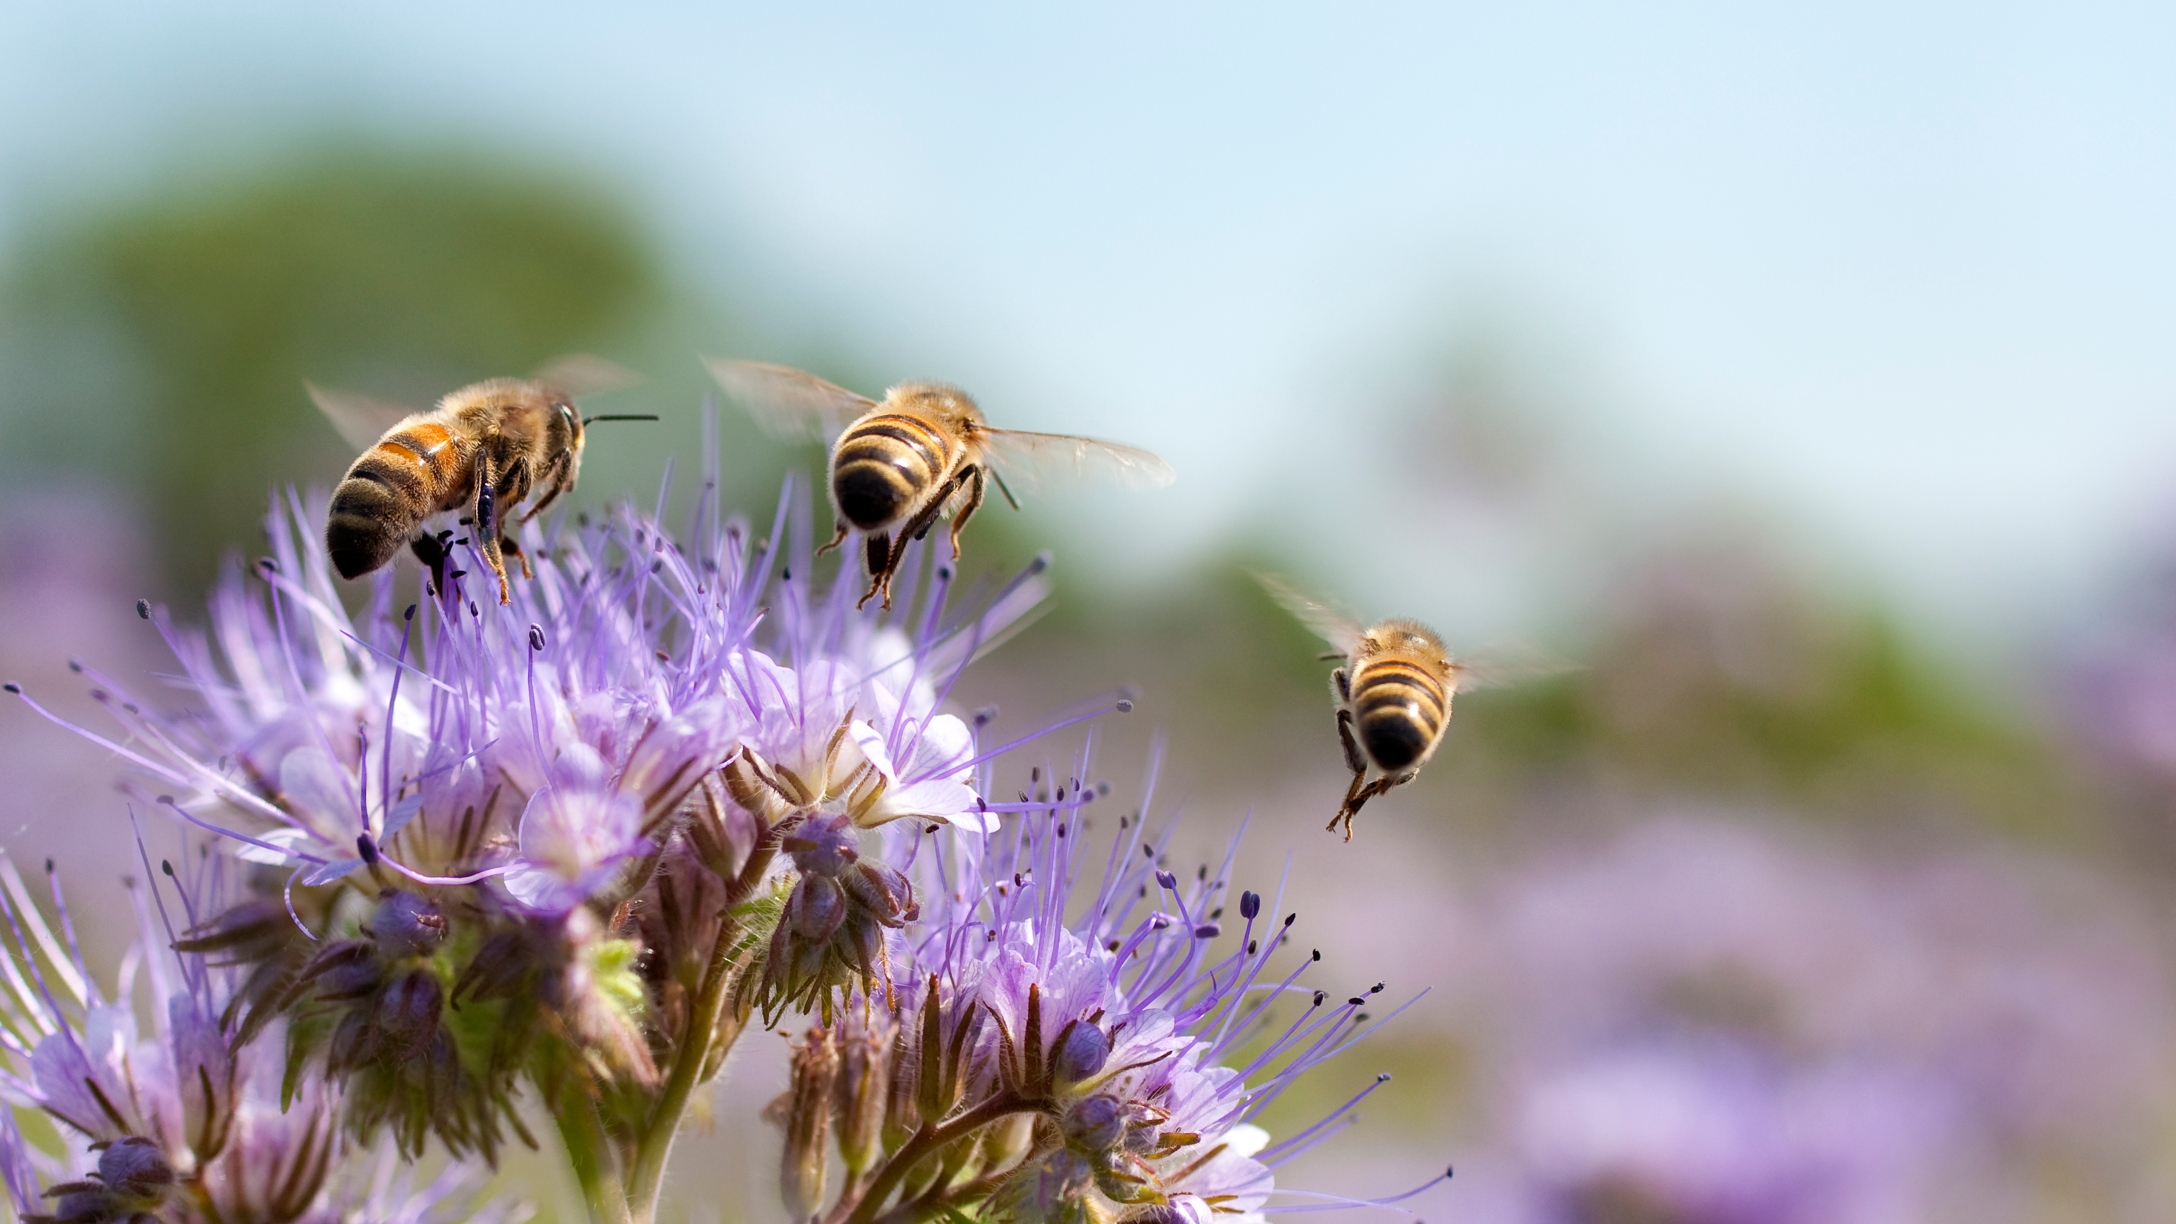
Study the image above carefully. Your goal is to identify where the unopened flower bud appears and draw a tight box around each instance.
[98,1136,175,1206]
[786,813,860,877]
[1062,1095,1126,1153]
[791,876,849,941]
[367,891,447,957]
[834,1009,894,1176]
[1050,1020,1110,1085]
[778,1027,840,1219]
[377,969,445,1059]
[990,1149,1096,1224]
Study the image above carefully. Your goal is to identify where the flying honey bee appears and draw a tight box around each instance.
[707,359,1175,608]
[1258,574,1565,840]
[310,356,651,604]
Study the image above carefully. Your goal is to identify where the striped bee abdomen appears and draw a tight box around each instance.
[831,413,953,531]
[325,421,467,580]
[1349,657,1448,771]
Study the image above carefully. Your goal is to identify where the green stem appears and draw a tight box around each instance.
[555,1088,634,1224]
[624,840,779,1221]
[834,1093,1039,1224]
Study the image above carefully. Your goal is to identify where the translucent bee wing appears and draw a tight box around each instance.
[1253,572,1366,658]
[975,428,1176,493]
[1449,642,1578,693]
[306,382,423,451]
[704,358,876,442]
[532,353,643,398]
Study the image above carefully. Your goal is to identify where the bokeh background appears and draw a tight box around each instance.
[6,5,2176,1222]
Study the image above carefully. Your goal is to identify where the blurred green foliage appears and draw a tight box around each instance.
[0,145,663,592]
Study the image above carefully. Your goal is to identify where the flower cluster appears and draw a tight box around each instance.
[6,472,1424,1224]
[0,851,527,1223]
[765,777,1434,1224]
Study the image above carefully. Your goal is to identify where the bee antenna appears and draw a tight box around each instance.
[582,413,661,426]
[990,467,1021,511]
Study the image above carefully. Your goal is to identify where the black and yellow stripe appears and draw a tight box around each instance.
[1349,657,1447,771]
[326,421,467,580]
[830,412,955,531]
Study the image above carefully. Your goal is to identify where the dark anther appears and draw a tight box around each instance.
[1210,907,1223,920]
[1197,865,1208,881]
[937,565,953,580]
[404,604,417,622]
[160,860,174,877]
[1031,767,1040,783]
[1248,940,1259,954]
[1155,870,1177,890]
[1193,923,1219,939]
[781,567,792,581]
[357,834,380,866]
[68,660,82,673]
[1376,1072,1391,1083]
[1115,699,1135,713]
[528,625,546,651]
[1098,782,1110,796]
[1,683,17,694]
[974,705,998,727]
[1312,990,1327,1007]
[1027,552,1051,575]
[1370,982,1385,994]
[1143,845,1155,860]
[1311,948,1321,961]
[1348,997,1366,1006]
[1240,891,1261,920]
[257,557,278,573]
[43,858,53,872]
[135,599,150,619]
[1284,913,1298,927]
[1356,1012,1370,1022]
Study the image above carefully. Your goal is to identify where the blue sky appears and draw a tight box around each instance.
[4,2,2173,647]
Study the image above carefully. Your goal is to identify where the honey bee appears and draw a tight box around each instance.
[1259,574,1563,840]
[311,356,650,603]
[707,359,1174,608]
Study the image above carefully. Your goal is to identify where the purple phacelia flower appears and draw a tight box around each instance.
[0,850,526,1224]
[762,755,1446,1224]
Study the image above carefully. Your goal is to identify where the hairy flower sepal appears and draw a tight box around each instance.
[754,814,920,1025]
[24,1137,177,1224]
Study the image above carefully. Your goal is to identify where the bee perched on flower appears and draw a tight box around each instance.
[8,445,1433,1224]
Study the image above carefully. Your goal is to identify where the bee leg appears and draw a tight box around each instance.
[500,534,533,581]
[1336,772,1415,841]
[1336,708,1366,776]
[857,533,892,610]
[520,451,573,524]
[946,467,986,561]
[1331,767,1369,838]
[474,453,513,605]
[410,531,452,597]
[816,522,849,557]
